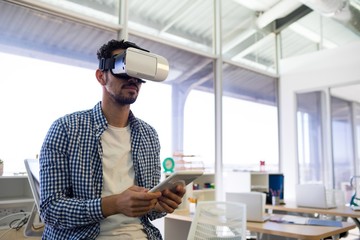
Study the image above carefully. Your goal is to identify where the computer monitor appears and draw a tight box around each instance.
[23,158,43,236]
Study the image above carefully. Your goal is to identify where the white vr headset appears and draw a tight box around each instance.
[99,47,169,82]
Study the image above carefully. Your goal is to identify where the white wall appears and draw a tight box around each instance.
[279,41,360,200]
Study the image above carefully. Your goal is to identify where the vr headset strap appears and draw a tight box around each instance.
[99,58,115,71]
[98,42,149,71]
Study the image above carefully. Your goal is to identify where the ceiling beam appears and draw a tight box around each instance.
[159,0,202,33]
[275,5,313,33]
[173,58,213,84]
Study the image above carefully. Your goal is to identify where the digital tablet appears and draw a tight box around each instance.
[149,170,204,193]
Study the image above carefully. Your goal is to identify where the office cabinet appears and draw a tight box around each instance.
[0,175,34,229]
[224,171,284,204]
[163,172,215,203]
[224,171,269,193]
[268,173,284,203]
[163,172,215,212]
[189,173,215,202]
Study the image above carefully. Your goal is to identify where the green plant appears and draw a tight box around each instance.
[0,159,3,164]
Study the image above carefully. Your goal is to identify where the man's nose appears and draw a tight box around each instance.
[127,77,145,84]
[127,78,138,83]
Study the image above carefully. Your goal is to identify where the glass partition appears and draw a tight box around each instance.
[355,103,360,175]
[331,97,355,189]
[297,91,359,192]
[297,91,325,183]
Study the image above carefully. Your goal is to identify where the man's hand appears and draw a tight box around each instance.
[101,186,161,218]
[154,184,186,213]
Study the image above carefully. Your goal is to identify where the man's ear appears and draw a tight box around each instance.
[96,69,106,85]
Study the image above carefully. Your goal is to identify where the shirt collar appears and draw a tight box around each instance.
[92,102,140,135]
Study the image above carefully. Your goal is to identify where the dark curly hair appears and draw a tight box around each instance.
[96,39,146,61]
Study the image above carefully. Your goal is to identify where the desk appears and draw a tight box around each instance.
[247,220,355,240]
[266,202,360,231]
[165,211,355,240]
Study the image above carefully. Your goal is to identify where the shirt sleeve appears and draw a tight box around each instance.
[39,119,104,229]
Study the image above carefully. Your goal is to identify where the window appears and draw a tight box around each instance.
[222,62,279,172]
[0,52,98,173]
[131,81,173,161]
[2,35,279,176]
[183,90,279,172]
[223,97,279,171]
[0,52,172,173]
[183,90,215,170]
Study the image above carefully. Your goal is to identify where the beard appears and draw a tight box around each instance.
[107,89,137,104]
[115,95,137,105]
[104,73,139,105]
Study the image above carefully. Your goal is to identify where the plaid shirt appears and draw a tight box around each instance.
[39,102,165,240]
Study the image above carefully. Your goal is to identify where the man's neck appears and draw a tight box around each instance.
[101,101,130,128]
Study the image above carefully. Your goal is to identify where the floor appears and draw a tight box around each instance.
[344,227,360,240]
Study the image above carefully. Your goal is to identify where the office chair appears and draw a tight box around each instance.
[23,158,44,237]
[187,201,246,240]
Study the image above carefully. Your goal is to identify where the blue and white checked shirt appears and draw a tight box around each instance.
[39,102,165,240]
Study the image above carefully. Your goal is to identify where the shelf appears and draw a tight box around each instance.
[251,185,268,189]
[193,189,215,193]
[0,175,34,208]
[0,174,28,179]
[188,173,216,202]
[0,197,34,205]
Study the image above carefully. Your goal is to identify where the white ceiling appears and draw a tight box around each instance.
[331,84,360,104]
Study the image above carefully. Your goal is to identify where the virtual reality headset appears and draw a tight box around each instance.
[99,47,169,82]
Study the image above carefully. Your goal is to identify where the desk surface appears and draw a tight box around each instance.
[166,211,356,240]
[266,202,360,218]
[247,220,355,240]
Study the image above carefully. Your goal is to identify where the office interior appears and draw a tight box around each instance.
[1,0,360,239]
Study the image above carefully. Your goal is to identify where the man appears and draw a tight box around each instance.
[39,39,185,239]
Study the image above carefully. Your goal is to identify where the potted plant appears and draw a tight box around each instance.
[0,158,3,176]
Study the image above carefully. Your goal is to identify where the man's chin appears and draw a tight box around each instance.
[116,97,137,105]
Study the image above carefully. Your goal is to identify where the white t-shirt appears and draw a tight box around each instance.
[97,125,148,240]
